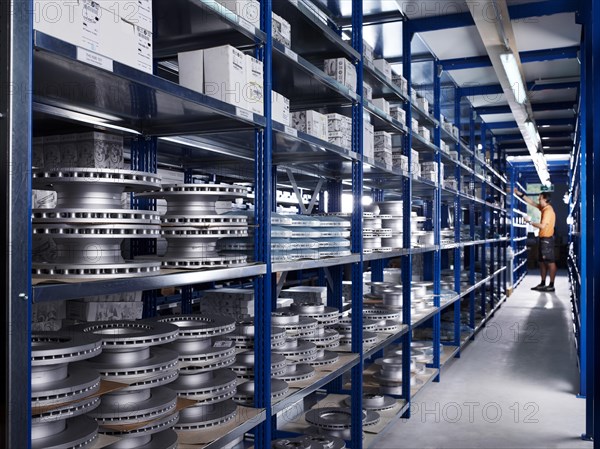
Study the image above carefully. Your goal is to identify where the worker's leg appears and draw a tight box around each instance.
[548,262,557,285]
[540,262,547,283]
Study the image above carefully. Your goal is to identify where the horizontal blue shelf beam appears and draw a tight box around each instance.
[486,118,575,129]
[441,46,579,70]
[476,101,576,115]
[502,141,573,150]
[460,81,578,98]
[406,0,578,33]
[496,131,575,141]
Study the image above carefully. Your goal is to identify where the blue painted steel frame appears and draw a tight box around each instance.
[402,24,414,413]
[453,92,463,351]
[350,1,364,445]
[440,46,579,70]
[254,1,273,446]
[432,60,442,377]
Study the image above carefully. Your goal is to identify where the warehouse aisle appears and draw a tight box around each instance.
[377,273,590,449]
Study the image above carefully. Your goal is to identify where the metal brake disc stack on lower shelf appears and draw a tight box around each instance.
[149,314,242,434]
[137,183,249,268]
[372,356,426,395]
[280,303,341,367]
[32,168,163,278]
[305,407,380,441]
[221,319,289,406]
[31,331,103,449]
[71,321,180,447]
[272,434,347,448]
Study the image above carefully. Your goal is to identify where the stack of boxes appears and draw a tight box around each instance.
[373,98,390,115]
[363,83,374,102]
[199,288,255,320]
[374,58,392,82]
[272,12,292,47]
[33,132,124,170]
[34,0,153,73]
[421,162,444,185]
[327,113,352,150]
[374,131,393,169]
[324,58,358,92]
[412,149,421,176]
[178,44,265,115]
[282,287,328,306]
[416,95,429,114]
[418,126,431,142]
[390,106,406,125]
[363,40,375,66]
[292,110,328,141]
[272,91,291,125]
[65,292,144,322]
[392,73,408,97]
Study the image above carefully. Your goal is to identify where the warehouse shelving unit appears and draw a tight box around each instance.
[5,1,513,448]
[508,167,530,289]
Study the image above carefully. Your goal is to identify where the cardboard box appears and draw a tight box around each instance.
[329,136,352,150]
[449,150,459,160]
[60,134,79,168]
[42,135,62,169]
[390,106,406,124]
[411,148,420,164]
[393,154,409,172]
[411,118,420,134]
[363,40,375,65]
[245,54,264,115]
[327,113,352,137]
[374,58,392,81]
[178,49,204,93]
[204,45,247,108]
[33,137,44,168]
[283,286,327,304]
[375,151,393,167]
[363,83,373,101]
[215,0,261,28]
[416,97,429,113]
[66,301,144,321]
[363,122,375,158]
[392,74,408,95]
[34,1,153,74]
[32,190,57,209]
[324,58,357,92]
[292,110,328,141]
[411,88,417,103]
[373,98,390,115]
[272,12,292,47]
[272,91,290,126]
[374,131,392,150]
[418,126,431,142]
[77,132,124,169]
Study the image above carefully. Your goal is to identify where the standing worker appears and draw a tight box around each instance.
[514,188,557,292]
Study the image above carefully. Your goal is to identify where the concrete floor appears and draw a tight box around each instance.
[376,273,591,449]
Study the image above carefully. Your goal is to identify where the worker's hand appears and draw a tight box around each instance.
[524,215,531,224]
[513,188,522,197]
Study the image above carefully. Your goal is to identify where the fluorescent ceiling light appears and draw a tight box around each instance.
[500,52,528,104]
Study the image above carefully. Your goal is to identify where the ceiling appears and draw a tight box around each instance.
[343,0,582,158]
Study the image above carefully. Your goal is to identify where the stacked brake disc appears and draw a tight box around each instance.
[272,302,341,382]
[72,321,180,448]
[32,168,162,278]
[31,331,102,449]
[272,434,347,448]
[138,183,249,268]
[150,314,241,435]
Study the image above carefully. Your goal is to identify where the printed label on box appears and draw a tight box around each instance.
[77,48,113,72]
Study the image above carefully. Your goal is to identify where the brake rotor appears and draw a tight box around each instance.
[273,363,316,382]
[31,415,98,449]
[343,394,397,411]
[168,368,237,404]
[173,399,238,431]
[233,378,289,406]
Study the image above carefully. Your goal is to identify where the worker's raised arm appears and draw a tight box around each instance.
[514,188,539,208]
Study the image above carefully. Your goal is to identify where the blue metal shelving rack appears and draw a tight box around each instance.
[12,1,518,448]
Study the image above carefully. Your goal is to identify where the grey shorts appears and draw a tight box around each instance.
[538,237,555,263]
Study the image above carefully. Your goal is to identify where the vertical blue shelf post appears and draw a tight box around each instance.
[453,88,462,352]
[432,59,442,376]
[468,109,476,334]
[350,1,365,445]
[401,22,414,410]
[254,0,273,445]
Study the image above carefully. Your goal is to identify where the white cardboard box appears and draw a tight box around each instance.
[215,0,261,28]
[292,110,328,141]
[390,106,406,124]
[416,97,429,114]
[66,301,143,321]
[363,122,375,159]
[363,40,374,65]
[204,45,247,108]
[373,98,390,115]
[178,49,204,93]
[392,74,408,95]
[374,131,392,150]
[272,12,292,47]
[418,126,431,142]
[363,83,373,101]
[324,58,357,92]
[77,132,124,168]
[245,54,264,115]
[411,118,420,134]
[272,90,290,126]
[327,113,352,136]
[374,59,392,81]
